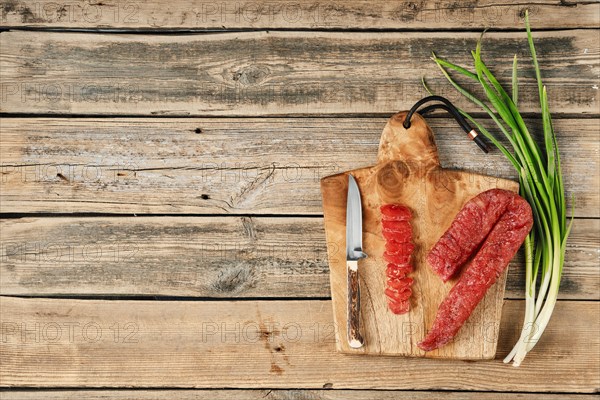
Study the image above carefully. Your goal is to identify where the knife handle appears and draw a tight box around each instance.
[347,260,364,349]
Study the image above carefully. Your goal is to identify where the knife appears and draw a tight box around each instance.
[346,174,367,349]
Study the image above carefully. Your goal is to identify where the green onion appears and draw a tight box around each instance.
[429,11,573,366]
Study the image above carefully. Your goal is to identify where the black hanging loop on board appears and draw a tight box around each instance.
[403,95,489,154]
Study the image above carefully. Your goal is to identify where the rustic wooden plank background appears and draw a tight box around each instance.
[0,0,598,397]
[1,297,599,391]
[1,0,599,30]
[1,217,597,298]
[0,30,598,116]
[1,118,597,215]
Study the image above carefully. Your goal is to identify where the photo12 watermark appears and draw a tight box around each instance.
[1,321,139,344]
[0,1,544,27]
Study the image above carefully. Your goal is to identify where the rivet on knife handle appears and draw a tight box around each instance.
[347,259,364,348]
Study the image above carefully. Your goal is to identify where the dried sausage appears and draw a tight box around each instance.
[381,204,415,314]
[427,189,513,282]
[419,189,533,351]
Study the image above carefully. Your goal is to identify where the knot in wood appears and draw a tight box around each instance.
[232,65,270,86]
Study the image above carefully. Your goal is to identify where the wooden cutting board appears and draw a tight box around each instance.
[320,111,519,359]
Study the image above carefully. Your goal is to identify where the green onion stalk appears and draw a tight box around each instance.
[428,11,573,366]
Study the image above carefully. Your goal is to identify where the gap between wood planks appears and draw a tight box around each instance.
[1,295,597,302]
[1,213,597,219]
[3,27,600,34]
[1,113,600,119]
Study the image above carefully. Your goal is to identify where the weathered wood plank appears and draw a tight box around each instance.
[1,0,599,30]
[1,217,597,299]
[0,30,598,115]
[1,297,598,391]
[0,216,330,298]
[0,390,595,400]
[1,118,597,216]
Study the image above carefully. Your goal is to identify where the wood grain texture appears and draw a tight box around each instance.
[1,118,597,216]
[0,3,597,396]
[0,216,330,298]
[0,30,598,116]
[1,297,598,391]
[1,0,599,30]
[322,112,518,358]
[1,216,597,299]
[0,390,596,400]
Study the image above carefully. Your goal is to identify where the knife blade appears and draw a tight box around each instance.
[346,174,367,348]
